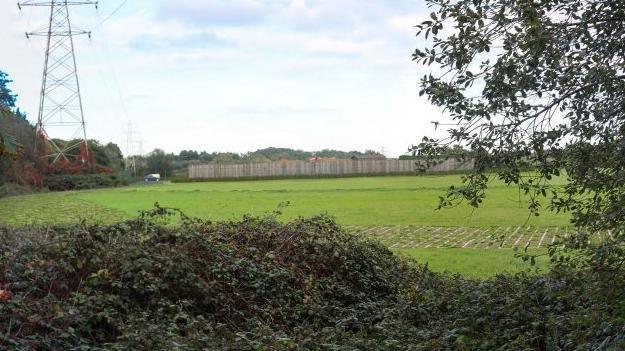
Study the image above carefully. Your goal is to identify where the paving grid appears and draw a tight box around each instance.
[344,225,577,249]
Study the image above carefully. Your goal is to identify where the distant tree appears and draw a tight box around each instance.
[0,109,46,184]
[178,150,199,161]
[103,142,124,171]
[0,71,21,161]
[198,151,214,162]
[132,155,148,177]
[315,149,357,159]
[146,149,174,176]
[0,71,17,110]
[244,153,271,163]
[169,147,394,165]
[13,107,27,121]
[0,110,21,161]
[88,140,110,167]
[246,147,311,161]
[213,152,241,164]
[363,149,386,157]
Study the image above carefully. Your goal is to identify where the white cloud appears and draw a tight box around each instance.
[301,37,384,54]
[389,15,420,34]
[157,0,269,25]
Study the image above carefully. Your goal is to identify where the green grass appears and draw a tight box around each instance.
[0,175,569,278]
[0,192,127,227]
[0,175,569,227]
[397,248,550,278]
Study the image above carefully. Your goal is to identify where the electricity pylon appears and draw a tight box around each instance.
[123,121,137,176]
[18,0,98,164]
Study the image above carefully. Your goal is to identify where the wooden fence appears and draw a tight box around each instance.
[188,158,474,179]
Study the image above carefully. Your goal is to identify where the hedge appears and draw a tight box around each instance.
[42,174,127,191]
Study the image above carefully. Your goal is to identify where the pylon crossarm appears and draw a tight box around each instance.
[19,1,97,7]
[26,30,91,37]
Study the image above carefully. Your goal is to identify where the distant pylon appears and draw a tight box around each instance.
[18,0,98,164]
[123,121,137,176]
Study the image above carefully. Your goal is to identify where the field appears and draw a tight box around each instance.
[0,175,569,277]
[396,248,550,278]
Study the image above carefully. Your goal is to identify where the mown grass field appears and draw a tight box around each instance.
[396,248,550,278]
[0,175,569,227]
[0,175,568,277]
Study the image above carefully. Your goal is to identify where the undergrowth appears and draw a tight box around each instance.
[1,205,624,350]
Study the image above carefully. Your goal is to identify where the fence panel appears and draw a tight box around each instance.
[189,159,474,179]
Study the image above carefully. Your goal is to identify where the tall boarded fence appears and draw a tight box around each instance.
[189,158,474,180]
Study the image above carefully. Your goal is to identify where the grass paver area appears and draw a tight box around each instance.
[349,225,562,249]
[395,248,550,278]
[0,175,570,228]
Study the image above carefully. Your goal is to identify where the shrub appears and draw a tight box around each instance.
[0,183,33,198]
[42,173,127,191]
[1,208,624,350]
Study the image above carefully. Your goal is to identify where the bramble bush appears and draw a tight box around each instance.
[1,206,624,350]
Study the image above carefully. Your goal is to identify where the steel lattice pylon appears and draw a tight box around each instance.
[19,0,98,164]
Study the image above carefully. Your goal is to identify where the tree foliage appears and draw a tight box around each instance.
[103,142,124,171]
[0,71,17,110]
[175,147,385,163]
[413,0,625,268]
[0,110,21,160]
[145,148,175,176]
[50,139,126,173]
[0,71,21,160]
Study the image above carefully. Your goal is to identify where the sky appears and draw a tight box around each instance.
[1,0,445,157]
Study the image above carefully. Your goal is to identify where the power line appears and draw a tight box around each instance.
[91,4,134,161]
[99,0,128,24]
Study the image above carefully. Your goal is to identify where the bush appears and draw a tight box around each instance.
[0,183,33,198]
[42,173,127,191]
[1,208,624,350]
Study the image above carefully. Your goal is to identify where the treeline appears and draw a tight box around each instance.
[177,147,385,163]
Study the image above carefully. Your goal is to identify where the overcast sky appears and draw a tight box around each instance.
[1,0,445,157]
